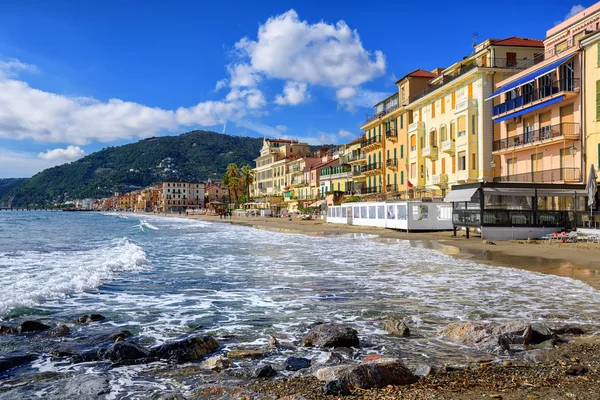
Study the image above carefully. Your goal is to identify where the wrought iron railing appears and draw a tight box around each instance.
[386,158,398,168]
[493,122,579,151]
[493,167,580,183]
[363,162,383,172]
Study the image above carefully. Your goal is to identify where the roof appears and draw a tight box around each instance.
[347,135,366,145]
[268,139,298,143]
[311,158,338,170]
[396,68,437,84]
[487,36,544,48]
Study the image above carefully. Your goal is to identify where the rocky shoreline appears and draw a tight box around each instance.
[1,314,598,399]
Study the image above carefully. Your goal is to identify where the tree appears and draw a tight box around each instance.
[240,165,255,201]
[225,163,240,206]
[222,172,232,208]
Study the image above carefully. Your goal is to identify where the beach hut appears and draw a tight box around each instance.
[207,200,226,216]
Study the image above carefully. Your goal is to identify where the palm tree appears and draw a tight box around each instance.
[225,163,240,206]
[240,165,256,201]
[222,172,232,208]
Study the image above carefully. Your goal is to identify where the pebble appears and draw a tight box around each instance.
[489,394,502,399]
[502,361,512,367]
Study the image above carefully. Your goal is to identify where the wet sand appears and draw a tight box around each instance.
[162,213,600,290]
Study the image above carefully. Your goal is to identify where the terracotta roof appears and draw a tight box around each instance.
[311,158,338,170]
[488,36,544,48]
[347,135,366,145]
[396,68,438,84]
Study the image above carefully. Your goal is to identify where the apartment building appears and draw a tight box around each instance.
[407,37,544,197]
[162,180,205,212]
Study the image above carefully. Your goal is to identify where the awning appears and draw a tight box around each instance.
[486,55,574,100]
[309,199,326,207]
[443,187,479,203]
[483,187,536,197]
[536,188,588,197]
[494,96,565,124]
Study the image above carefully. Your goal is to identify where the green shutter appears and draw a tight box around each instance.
[596,80,600,120]
[401,171,404,184]
[400,145,404,159]
[400,115,404,129]
[387,149,390,160]
[394,148,397,160]
[394,173,397,185]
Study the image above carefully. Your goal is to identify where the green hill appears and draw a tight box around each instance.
[2,130,267,207]
[1,130,332,207]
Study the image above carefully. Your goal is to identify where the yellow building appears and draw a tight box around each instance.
[407,37,545,196]
[344,136,367,194]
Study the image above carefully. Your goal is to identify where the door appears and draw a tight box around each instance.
[560,61,574,91]
[531,153,543,182]
[507,52,517,67]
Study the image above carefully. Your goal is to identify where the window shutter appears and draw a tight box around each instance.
[400,115,404,129]
[468,83,473,99]
[401,171,404,184]
[441,97,445,114]
[400,145,404,159]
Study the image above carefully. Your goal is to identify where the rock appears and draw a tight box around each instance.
[152,335,219,363]
[254,364,276,378]
[383,318,410,337]
[0,352,36,373]
[317,352,344,365]
[363,354,383,362]
[44,325,70,337]
[530,326,557,344]
[75,314,106,323]
[108,330,133,341]
[414,364,432,377]
[531,338,559,350]
[16,321,51,333]
[302,323,359,348]
[157,393,185,400]
[283,357,311,371]
[566,364,587,376]
[104,341,149,362]
[323,379,351,395]
[50,348,77,358]
[64,374,110,398]
[268,335,280,348]
[71,349,105,364]
[227,349,265,359]
[0,325,16,335]
[439,322,532,352]
[315,358,417,389]
[204,355,234,371]
[552,326,585,335]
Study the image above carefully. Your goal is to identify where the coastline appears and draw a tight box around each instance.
[148,212,600,291]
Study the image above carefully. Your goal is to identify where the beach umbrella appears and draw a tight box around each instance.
[586,164,598,207]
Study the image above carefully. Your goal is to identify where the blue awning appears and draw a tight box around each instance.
[494,96,565,123]
[486,55,574,100]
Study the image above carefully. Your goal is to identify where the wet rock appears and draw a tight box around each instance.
[315,358,417,389]
[204,355,234,371]
[152,335,219,363]
[414,364,432,377]
[71,348,105,364]
[50,348,77,358]
[317,352,344,365]
[383,318,410,337]
[64,374,110,398]
[566,364,587,376]
[109,357,159,367]
[16,320,51,333]
[302,323,359,348]
[283,357,311,371]
[157,393,185,400]
[75,314,106,323]
[323,379,350,395]
[0,325,16,335]
[553,326,585,336]
[108,330,133,341]
[268,335,280,348]
[363,354,383,362]
[531,326,557,344]
[0,352,36,373]
[254,364,276,378]
[531,338,559,350]
[439,321,532,352]
[227,349,265,359]
[44,324,70,337]
[104,341,150,362]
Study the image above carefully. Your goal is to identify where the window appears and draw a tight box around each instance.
[401,171,404,184]
[430,130,437,146]
[451,92,456,109]
[420,136,424,149]
[432,160,436,175]
[467,83,473,99]
[555,41,567,55]
[457,116,466,137]
[419,108,422,121]
[411,163,416,179]
[401,86,405,101]
[471,115,476,135]
[452,155,456,173]
[400,145,404,158]
[441,125,447,141]
[400,114,404,129]
[471,153,476,170]
[441,158,446,174]
[431,102,435,118]
[450,122,455,140]
[410,135,416,151]
[441,97,445,114]
[458,151,466,171]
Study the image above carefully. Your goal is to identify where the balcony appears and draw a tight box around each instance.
[408,121,424,133]
[386,158,398,170]
[345,152,367,165]
[492,78,579,117]
[441,140,455,154]
[361,135,383,150]
[422,146,438,159]
[366,98,400,123]
[431,174,448,188]
[292,179,309,187]
[456,170,470,182]
[410,57,531,103]
[363,162,383,174]
[493,167,581,183]
[454,98,477,113]
[386,184,398,193]
[360,186,382,195]
[493,122,580,152]
[386,128,398,141]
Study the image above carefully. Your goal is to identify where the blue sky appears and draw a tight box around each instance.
[0,0,591,177]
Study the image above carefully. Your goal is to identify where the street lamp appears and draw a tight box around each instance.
[490,160,496,179]
[569,144,577,156]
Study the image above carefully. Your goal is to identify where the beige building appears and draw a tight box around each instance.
[251,139,310,197]
[407,37,544,196]
[162,181,205,212]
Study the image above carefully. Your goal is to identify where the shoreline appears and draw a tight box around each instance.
[141,212,600,291]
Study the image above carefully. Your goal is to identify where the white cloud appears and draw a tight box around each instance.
[338,129,354,138]
[274,81,310,105]
[563,4,585,21]
[215,79,227,91]
[276,125,287,132]
[0,56,37,78]
[0,149,76,178]
[38,145,85,162]
[337,88,389,111]
[227,63,262,88]
[336,87,357,101]
[234,10,385,88]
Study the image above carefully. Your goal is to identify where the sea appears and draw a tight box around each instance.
[1,211,600,398]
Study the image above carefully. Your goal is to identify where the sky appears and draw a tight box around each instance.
[0,0,592,178]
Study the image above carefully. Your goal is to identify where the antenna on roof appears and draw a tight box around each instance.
[472,32,479,53]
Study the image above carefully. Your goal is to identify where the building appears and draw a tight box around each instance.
[407,37,545,197]
[284,154,322,210]
[489,17,590,184]
[252,139,310,197]
[162,181,205,212]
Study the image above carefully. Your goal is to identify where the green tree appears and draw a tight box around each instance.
[240,165,255,201]
[225,163,240,206]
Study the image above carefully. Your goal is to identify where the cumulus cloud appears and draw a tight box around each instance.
[38,145,85,162]
[0,149,76,178]
[337,88,389,111]
[234,10,385,89]
[274,81,310,105]
[563,4,585,21]
[336,87,357,101]
[338,130,354,138]
[0,56,37,78]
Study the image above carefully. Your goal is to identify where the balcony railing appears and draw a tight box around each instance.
[492,78,579,117]
[343,152,366,163]
[360,186,382,194]
[441,140,455,154]
[366,103,400,123]
[411,57,531,103]
[361,135,383,148]
[386,128,398,139]
[431,174,448,186]
[364,162,383,172]
[386,184,398,192]
[386,158,398,168]
[422,146,438,159]
[493,167,580,183]
[493,122,579,151]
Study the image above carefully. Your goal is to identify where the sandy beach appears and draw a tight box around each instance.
[155,212,600,291]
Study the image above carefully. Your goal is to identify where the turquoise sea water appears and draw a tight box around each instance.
[1,211,600,396]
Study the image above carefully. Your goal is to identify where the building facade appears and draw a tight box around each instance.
[162,181,205,212]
